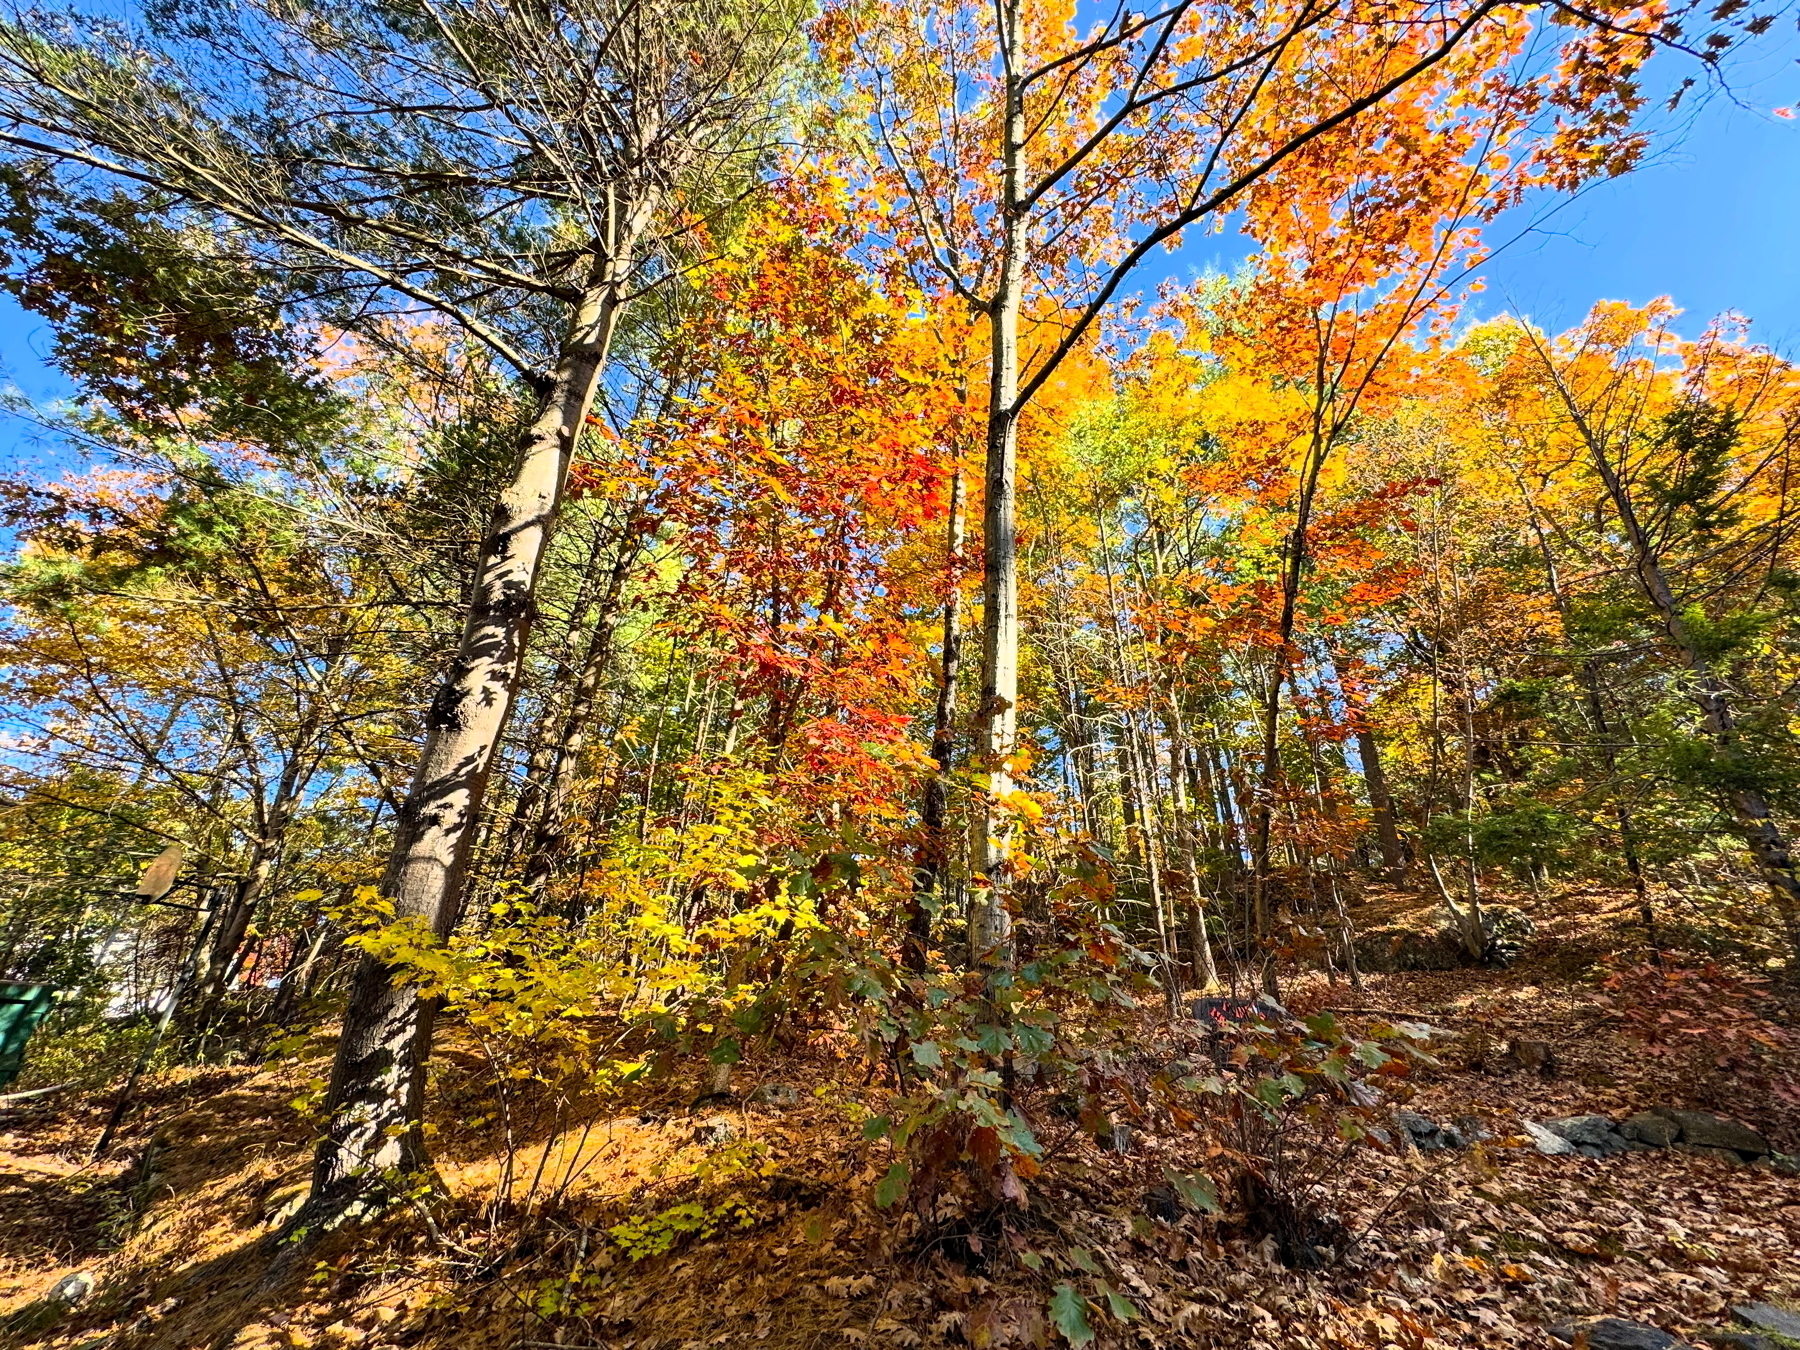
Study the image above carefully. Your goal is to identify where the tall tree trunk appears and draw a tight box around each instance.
[301,272,629,1226]
[907,468,966,972]
[1250,422,1332,995]
[1356,726,1404,882]
[970,3,1025,974]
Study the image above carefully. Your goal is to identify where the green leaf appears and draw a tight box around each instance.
[874,1163,910,1209]
[1014,1023,1054,1056]
[708,1038,741,1065]
[1103,1287,1138,1322]
[1048,1284,1095,1347]
[1161,1165,1221,1214]
[910,1040,942,1068]
[862,1114,892,1141]
[1020,1250,1044,1271]
[1067,1246,1101,1275]
[1003,1113,1044,1158]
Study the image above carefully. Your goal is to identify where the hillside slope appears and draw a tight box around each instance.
[4,885,1798,1350]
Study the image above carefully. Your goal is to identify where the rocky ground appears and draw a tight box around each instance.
[1,882,1797,1350]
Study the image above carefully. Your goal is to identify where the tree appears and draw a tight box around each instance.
[0,0,806,1221]
[1509,303,1800,961]
[826,0,1697,982]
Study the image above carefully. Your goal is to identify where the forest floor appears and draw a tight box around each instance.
[2,882,1798,1350]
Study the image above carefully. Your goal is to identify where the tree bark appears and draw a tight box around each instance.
[907,468,966,972]
[301,273,627,1226]
[1356,726,1404,882]
[970,2,1025,974]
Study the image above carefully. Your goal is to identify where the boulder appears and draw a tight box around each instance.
[1702,1334,1776,1350]
[747,1083,801,1108]
[1540,1115,1631,1156]
[1353,925,1469,973]
[1481,905,1536,966]
[1733,1305,1800,1341]
[1620,1112,1678,1148]
[1649,1109,1769,1158]
[690,1116,737,1146]
[46,1273,94,1307]
[1675,1144,1745,1165]
[1396,1110,1472,1152]
[1548,1317,1696,1350]
[1353,904,1535,972]
[1524,1121,1579,1156]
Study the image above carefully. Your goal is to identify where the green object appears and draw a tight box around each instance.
[0,984,57,1089]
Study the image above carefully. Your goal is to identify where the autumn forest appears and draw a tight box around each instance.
[0,0,1798,1346]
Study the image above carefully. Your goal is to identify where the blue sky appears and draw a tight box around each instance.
[1474,79,1800,345]
[3,46,1798,462]
[1181,47,1800,347]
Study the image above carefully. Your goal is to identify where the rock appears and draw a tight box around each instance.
[1524,1120,1579,1156]
[747,1083,801,1108]
[1396,1110,1438,1139]
[1481,905,1536,966]
[1621,1112,1678,1148]
[1649,1109,1769,1158]
[1541,1115,1631,1156]
[1542,1114,1615,1146]
[1353,905,1535,973]
[1503,1039,1560,1077]
[1548,1316,1696,1350]
[1702,1333,1775,1350]
[1734,1305,1800,1340]
[1396,1110,1468,1152]
[690,1116,737,1146]
[1144,1185,1181,1223]
[1674,1144,1746,1165]
[1453,1115,1493,1143]
[47,1272,94,1307]
[1353,925,1469,973]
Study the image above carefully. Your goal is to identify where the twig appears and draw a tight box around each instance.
[0,1081,75,1106]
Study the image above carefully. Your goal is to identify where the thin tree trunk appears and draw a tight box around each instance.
[1250,421,1333,995]
[1514,476,1656,942]
[1356,727,1404,882]
[907,468,965,972]
[970,1,1025,973]
[520,517,646,900]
